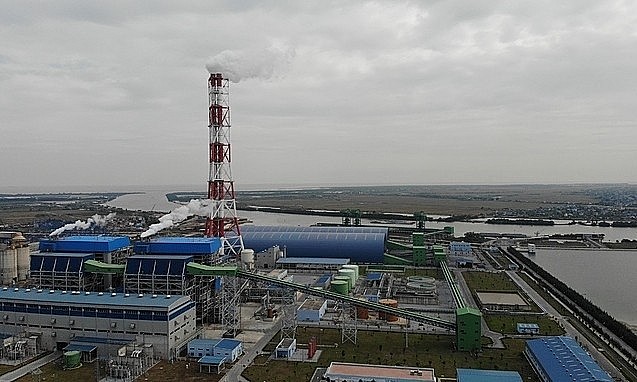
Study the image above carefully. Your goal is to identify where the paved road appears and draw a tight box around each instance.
[507,270,627,381]
[221,319,281,382]
[0,352,62,382]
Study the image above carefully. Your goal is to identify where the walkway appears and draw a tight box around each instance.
[0,352,62,382]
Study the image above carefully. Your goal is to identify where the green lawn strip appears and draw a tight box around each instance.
[462,271,519,292]
[242,329,540,382]
[484,314,565,335]
[403,267,444,280]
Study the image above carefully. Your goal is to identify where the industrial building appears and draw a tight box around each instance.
[525,336,612,382]
[456,368,523,382]
[29,252,97,291]
[241,227,387,263]
[275,338,296,359]
[0,287,196,359]
[38,235,131,263]
[187,338,243,362]
[297,298,328,322]
[323,362,436,382]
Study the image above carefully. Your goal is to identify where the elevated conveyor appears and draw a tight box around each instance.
[441,261,465,308]
[83,260,125,275]
[182,262,456,330]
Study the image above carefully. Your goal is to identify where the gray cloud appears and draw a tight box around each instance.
[1,1,636,191]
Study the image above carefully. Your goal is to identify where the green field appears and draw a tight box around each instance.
[462,271,519,292]
[484,314,565,336]
[242,328,539,382]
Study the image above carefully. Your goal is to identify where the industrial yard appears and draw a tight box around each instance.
[0,72,634,382]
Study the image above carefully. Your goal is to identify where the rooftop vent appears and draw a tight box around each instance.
[25,288,31,292]
[111,293,117,297]
[166,295,171,299]
[138,294,144,298]
[85,292,91,295]
[62,291,67,294]
[98,292,104,296]
[37,289,43,293]
[14,288,19,292]
[124,293,130,298]
[49,290,55,294]
[2,287,7,291]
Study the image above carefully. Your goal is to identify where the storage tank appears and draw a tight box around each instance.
[240,249,255,270]
[355,297,369,319]
[333,275,351,291]
[0,246,17,285]
[342,264,359,280]
[330,280,349,295]
[378,298,399,322]
[64,350,81,369]
[338,268,356,287]
[15,233,29,281]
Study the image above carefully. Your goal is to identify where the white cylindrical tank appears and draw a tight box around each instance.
[0,246,17,285]
[241,249,255,264]
[342,264,359,280]
[14,233,29,282]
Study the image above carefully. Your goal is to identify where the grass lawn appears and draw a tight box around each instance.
[462,271,519,292]
[485,314,565,335]
[403,267,444,279]
[242,328,539,382]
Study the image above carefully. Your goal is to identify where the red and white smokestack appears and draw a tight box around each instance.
[205,73,244,257]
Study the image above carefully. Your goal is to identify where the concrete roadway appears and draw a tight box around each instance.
[221,318,281,382]
[0,352,62,382]
[507,270,627,381]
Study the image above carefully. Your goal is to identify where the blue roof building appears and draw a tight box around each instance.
[39,235,130,253]
[457,368,522,382]
[134,237,221,256]
[525,336,612,382]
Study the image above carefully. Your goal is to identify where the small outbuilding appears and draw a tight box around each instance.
[212,339,243,363]
[297,298,328,322]
[188,339,217,358]
[198,355,226,374]
[517,323,540,334]
[275,338,297,359]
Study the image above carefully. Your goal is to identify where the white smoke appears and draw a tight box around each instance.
[206,44,295,83]
[49,213,117,237]
[140,199,214,238]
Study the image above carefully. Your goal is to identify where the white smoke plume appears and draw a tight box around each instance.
[49,213,117,237]
[206,44,294,83]
[140,199,214,238]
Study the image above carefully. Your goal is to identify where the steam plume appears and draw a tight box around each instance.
[140,199,213,238]
[206,44,294,83]
[49,213,116,236]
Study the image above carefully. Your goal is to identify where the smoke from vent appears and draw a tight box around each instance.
[206,45,294,83]
[140,199,214,238]
[49,213,116,236]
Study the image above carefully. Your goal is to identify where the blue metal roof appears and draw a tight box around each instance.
[64,343,97,353]
[316,274,332,284]
[276,257,350,265]
[517,323,539,330]
[125,255,193,276]
[214,339,242,350]
[242,225,388,237]
[526,336,612,382]
[30,252,95,272]
[0,287,189,309]
[198,355,226,365]
[134,237,221,255]
[188,338,219,348]
[457,368,522,382]
[243,232,386,263]
[366,272,382,281]
[39,235,130,253]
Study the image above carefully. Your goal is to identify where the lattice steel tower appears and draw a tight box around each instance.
[205,73,244,257]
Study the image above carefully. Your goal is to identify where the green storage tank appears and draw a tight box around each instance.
[64,350,81,369]
[338,268,356,286]
[330,280,349,295]
[334,275,352,290]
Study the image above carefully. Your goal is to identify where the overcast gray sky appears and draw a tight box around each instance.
[1,1,636,191]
